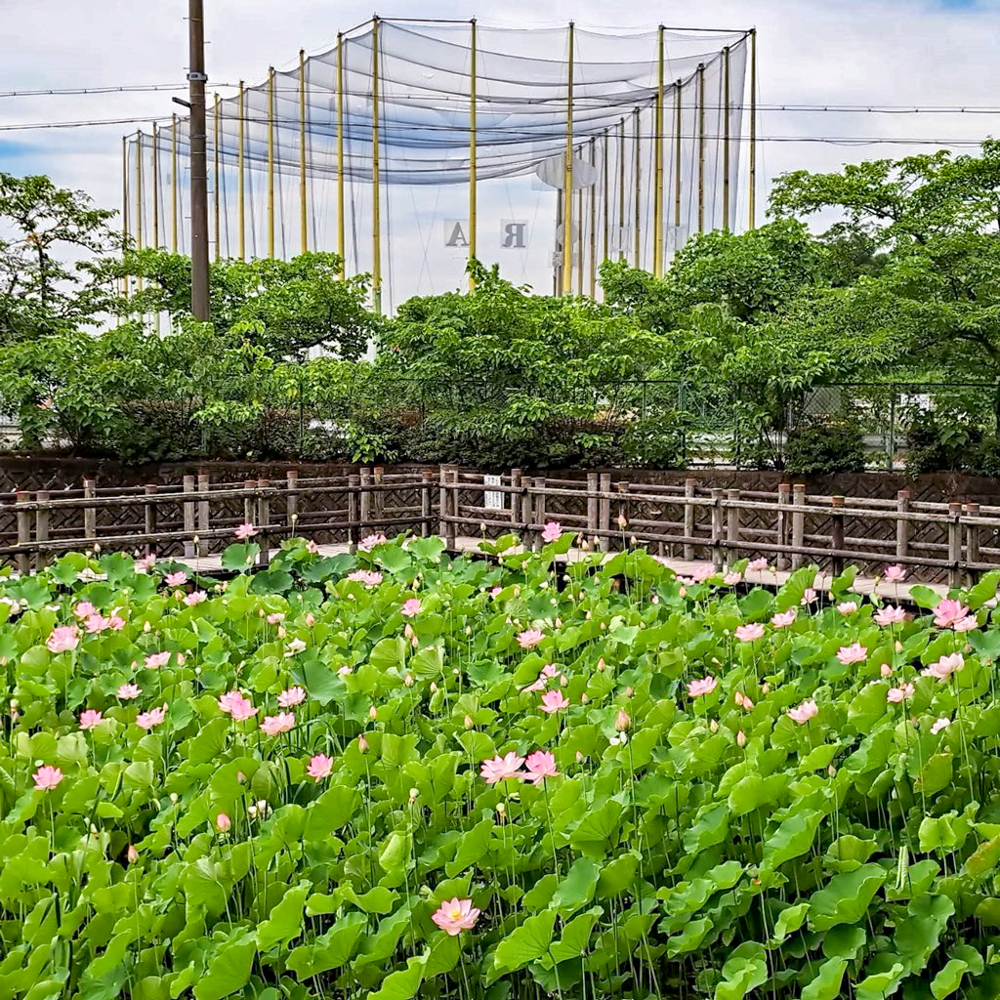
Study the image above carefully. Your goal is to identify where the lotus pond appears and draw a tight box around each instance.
[2,528,1000,1000]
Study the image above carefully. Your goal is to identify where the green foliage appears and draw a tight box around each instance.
[783,416,867,475]
[2,538,1000,998]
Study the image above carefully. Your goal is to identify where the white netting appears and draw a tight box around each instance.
[125,19,751,309]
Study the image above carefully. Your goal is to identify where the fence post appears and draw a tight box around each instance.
[34,490,50,572]
[616,482,630,550]
[948,501,962,589]
[896,490,911,565]
[683,478,697,561]
[438,466,449,539]
[510,469,523,530]
[144,485,158,556]
[725,488,740,566]
[243,478,255,528]
[598,473,611,552]
[360,467,372,535]
[532,476,547,549]
[15,490,30,576]
[373,465,385,530]
[257,479,271,568]
[587,472,599,539]
[776,483,790,571]
[710,488,724,571]
[182,475,196,560]
[347,474,360,547]
[965,502,980,587]
[421,470,433,537]
[197,473,210,557]
[446,468,458,550]
[83,478,97,546]
[830,495,845,578]
[286,469,299,539]
[791,484,806,570]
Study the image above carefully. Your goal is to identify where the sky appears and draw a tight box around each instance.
[1,0,998,303]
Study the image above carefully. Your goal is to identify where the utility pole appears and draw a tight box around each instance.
[188,0,210,320]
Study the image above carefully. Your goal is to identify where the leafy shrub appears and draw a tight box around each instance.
[2,534,1000,997]
[783,415,867,474]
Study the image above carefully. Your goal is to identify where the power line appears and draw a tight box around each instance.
[0,83,235,99]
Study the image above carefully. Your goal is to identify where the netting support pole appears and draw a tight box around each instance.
[749,29,757,229]
[134,132,143,291]
[562,21,575,296]
[697,63,705,233]
[468,18,478,289]
[268,67,276,258]
[617,118,625,260]
[371,18,382,314]
[577,179,584,295]
[151,123,159,249]
[299,49,308,255]
[171,114,179,252]
[674,78,683,237]
[238,81,246,260]
[722,46,731,233]
[213,93,220,261]
[589,137,597,297]
[602,128,609,270]
[633,107,641,267]
[653,25,664,277]
[337,33,346,277]
[121,135,129,299]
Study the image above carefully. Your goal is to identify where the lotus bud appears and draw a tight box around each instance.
[358,736,369,753]
[127,844,139,864]
[94,543,101,553]
[679,587,687,598]
[177,653,186,665]
[453,668,460,676]
[709,718,718,732]
[237,771,246,783]
[761,682,770,694]
[258,608,265,617]
[465,625,472,635]
[581,538,590,551]
[895,640,903,653]
[464,714,474,729]
[617,513,628,529]
[585,610,592,620]
[575,751,584,763]
[143,621,151,633]
[581,693,589,704]
[247,804,258,819]
[291,513,298,524]
[630,535,638,547]
[615,710,631,732]
[277,625,286,638]
[410,636,419,648]
[9,699,18,709]
[597,658,605,672]
[555,617,562,628]
[651,594,659,604]
[880,663,892,678]
[409,788,419,802]
[405,623,414,638]
[169,792,178,804]
[600,622,606,630]
[737,729,747,747]
[625,687,633,698]
[368,705,378,720]
[734,691,745,707]
[430,681,438,693]
[828,764,837,777]
[560,674,568,687]
[496,802,507,822]
[305,612,316,626]
[215,813,231,832]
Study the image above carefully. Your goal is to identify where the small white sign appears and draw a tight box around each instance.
[484,474,504,511]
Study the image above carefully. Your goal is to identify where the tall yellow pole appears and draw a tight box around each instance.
[749,29,757,229]
[653,26,664,277]
[337,33,346,276]
[617,118,625,260]
[602,129,609,266]
[576,181,584,294]
[213,93,220,260]
[171,114,179,252]
[134,132,143,291]
[633,108,641,267]
[151,123,160,249]
[723,47,731,233]
[468,18,477,289]
[674,79,682,232]
[562,22,575,295]
[299,49,308,255]
[697,63,705,233]
[589,137,597,297]
[121,136,129,298]
[238,81,246,260]
[268,67,276,258]
[371,19,382,314]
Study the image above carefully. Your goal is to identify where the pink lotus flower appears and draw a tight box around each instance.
[79,709,103,731]
[85,613,110,633]
[306,540,319,554]
[687,676,718,698]
[215,813,231,832]
[135,554,156,573]
[117,683,141,700]
[46,625,80,653]
[234,522,258,541]
[884,564,907,583]
[278,686,306,708]
[837,601,858,616]
[260,712,295,736]
[837,642,867,665]
[922,653,964,682]
[431,897,480,936]
[874,605,906,627]
[747,557,769,572]
[401,598,422,618]
[524,750,559,783]
[691,564,715,584]
[934,599,970,628]
[73,601,96,619]
[787,699,818,724]
[735,622,765,642]
[887,683,914,703]
[266,612,285,625]
[135,703,168,730]
[33,765,63,790]
[539,689,570,713]
[800,588,818,606]
[184,590,207,607]
[517,628,544,649]
[107,614,126,630]
[307,753,335,781]
[490,586,503,598]
[144,651,170,670]
[541,521,562,543]
[723,572,743,586]
[931,717,950,734]
[164,571,188,588]
[359,532,387,551]
[953,615,979,633]
[348,570,383,587]
[771,609,797,629]
[480,752,525,783]
[880,663,893,678]
[225,693,259,722]
[523,663,560,693]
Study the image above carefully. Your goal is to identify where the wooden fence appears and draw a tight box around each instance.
[2,465,999,585]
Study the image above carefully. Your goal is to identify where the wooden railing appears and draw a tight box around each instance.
[2,465,999,585]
